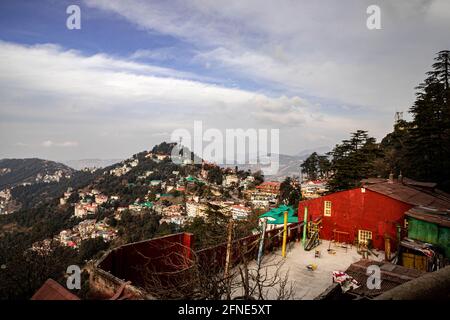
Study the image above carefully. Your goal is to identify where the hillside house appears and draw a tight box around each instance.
[256,181,281,194]
[301,180,328,199]
[231,204,252,220]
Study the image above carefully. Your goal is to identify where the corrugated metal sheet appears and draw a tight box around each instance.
[408,218,439,244]
[406,207,450,258]
[344,260,424,298]
[438,228,450,258]
[364,181,450,210]
[405,207,450,228]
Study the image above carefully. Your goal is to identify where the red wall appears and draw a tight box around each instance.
[98,233,194,287]
[298,188,412,250]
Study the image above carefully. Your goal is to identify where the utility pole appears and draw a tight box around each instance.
[281,211,288,258]
[302,206,308,249]
[224,220,234,276]
[257,218,267,267]
[224,218,234,299]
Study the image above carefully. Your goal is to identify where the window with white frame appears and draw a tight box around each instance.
[324,200,332,217]
[358,230,372,245]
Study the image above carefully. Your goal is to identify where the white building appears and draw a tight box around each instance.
[231,205,252,220]
[95,194,108,205]
[186,201,208,218]
[223,174,239,187]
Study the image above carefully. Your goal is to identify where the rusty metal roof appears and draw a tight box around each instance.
[345,260,424,298]
[363,179,450,210]
[31,279,80,300]
[405,207,450,228]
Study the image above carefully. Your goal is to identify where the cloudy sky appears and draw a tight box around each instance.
[0,0,449,161]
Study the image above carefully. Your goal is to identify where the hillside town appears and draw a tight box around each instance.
[22,142,450,301]
[31,148,298,252]
[1,2,450,307]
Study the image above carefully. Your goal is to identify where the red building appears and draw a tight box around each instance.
[298,178,450,251]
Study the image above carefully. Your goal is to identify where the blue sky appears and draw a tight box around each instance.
[1,0,449,161]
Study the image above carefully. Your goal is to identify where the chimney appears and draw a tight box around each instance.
[398,171,403,184]
[388,172,394,184]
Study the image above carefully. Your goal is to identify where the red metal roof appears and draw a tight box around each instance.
[31,279,80,300]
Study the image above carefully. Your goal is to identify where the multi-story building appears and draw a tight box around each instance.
[95,194,108,205]
[186,201,208,218]
[223,174,239,187]
[256,181,281,194]
[74,203,98,218]
[240,176,255,189]
[231,205,252,220]
[301,180,328,199]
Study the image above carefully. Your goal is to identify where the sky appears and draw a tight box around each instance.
[0,0,449,161]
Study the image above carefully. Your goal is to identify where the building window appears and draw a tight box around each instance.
[324,201,332,217]
[358,230,372,245]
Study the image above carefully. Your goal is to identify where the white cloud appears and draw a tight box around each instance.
[41,140,79,148]
[0,40,342,158]
[5,0,446,158]
[85,0,450,112]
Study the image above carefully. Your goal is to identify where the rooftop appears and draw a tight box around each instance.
[343,259,424,298]
[362,178,450,210]
[405,206,450,227]
[259,205,298,224]
[31,279,80,300]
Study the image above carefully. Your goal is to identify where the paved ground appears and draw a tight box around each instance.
[254,240,385,299]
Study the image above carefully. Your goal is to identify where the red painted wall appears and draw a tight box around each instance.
[98,233,194,287]
[298,188,412,250]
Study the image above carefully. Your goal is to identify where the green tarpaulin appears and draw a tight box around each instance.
[259,204,299,224]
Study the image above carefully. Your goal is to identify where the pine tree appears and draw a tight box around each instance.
[301,152,331,181]
[327,130,382,192]
[380,119,413,176]
[300,152,320,180]
[406,50,450,189]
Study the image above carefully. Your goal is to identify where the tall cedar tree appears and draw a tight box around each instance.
[327,130,382,192]
[406,50,450,190]
[300,152,330,180]
[279,177,302,207]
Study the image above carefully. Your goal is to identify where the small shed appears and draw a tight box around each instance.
[405,206,450,259]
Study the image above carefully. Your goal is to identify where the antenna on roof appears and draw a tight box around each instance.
[395,111,403,124]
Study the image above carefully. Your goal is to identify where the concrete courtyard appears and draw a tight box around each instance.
[254,240,385,299]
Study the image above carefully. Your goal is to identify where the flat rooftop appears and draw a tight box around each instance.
[252,240,384,300]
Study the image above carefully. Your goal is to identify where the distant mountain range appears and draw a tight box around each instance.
[0,158,102,210]
[0,145,330,209]
[62,159,123,170]
[0,158,75,190]
[295,146,330,158]
[222,146,331,181]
